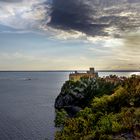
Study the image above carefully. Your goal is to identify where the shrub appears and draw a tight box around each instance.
[55,75,140,140]
[55,109,68,127]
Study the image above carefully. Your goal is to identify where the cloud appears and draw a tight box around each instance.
[123,33,140,49]
[86,36,140,70]
[49,0,108,37]
[1,0,140,40]
[0,0,51,30]
[0,0,23,2]
[48,0,140,38]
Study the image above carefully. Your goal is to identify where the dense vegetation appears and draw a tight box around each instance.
[55,76,118,113]
[54,75,140,140]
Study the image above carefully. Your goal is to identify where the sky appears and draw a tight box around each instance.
[0,0,140,70]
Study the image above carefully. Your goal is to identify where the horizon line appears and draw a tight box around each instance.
[0,70,140,72]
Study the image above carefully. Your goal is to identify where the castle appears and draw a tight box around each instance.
[69,67,98,81]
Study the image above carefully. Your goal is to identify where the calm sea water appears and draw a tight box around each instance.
[0,71,139,140]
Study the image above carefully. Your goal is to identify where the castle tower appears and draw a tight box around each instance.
[89,67,95,74]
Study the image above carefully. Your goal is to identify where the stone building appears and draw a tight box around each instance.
[69,67,98,81]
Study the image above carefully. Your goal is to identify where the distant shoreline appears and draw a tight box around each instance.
[0,70,140,72]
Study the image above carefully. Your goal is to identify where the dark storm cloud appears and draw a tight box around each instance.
[48,0,140,37]
[49,0,109,36]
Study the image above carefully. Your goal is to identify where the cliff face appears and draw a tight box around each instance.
[55,77,117,116]
[55,81,84,116]
[55,79,97,115]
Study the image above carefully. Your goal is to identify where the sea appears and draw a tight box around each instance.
[0,71,139,140]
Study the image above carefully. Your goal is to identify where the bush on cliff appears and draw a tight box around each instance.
[55,77,117,110]
[55,75,140,140]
